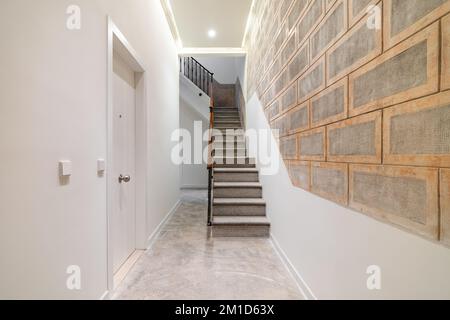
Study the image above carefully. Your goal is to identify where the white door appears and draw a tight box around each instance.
[112,52,136,273]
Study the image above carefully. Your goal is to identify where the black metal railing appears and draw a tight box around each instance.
[207,81,215,226]
[180,56,214,96]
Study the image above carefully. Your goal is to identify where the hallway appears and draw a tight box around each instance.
[112,190,303,300]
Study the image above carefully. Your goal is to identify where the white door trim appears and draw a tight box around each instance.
[107,17,148,291]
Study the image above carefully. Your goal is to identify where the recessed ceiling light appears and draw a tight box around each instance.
[208,29,217,38]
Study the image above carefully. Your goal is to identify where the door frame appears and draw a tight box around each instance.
[107,17,148,291]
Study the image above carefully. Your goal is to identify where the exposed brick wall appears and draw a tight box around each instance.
[245,0,450,244]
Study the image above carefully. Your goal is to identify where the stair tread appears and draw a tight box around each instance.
[214,149,247,154]
[215,127,244,129]
[213,137,245,140]
[214,182,262,188]
[213,216,270,225]
[213,132,245,135]
[214,147,247,150]
[214,198,266,205]
[213,168,258,173]
[215,116,241,118]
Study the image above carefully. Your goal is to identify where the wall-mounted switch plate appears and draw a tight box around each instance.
[59,160,72,177]
[97,159,106,173]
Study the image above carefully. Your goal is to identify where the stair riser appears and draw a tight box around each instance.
[213,159,255,166]
[215,116,241,120]
[214,123,242,128]
[213,150,247,157]
[213,205,266,216]
[212,130,245,135]
[214,110,239,114]
[214,172,258,182]
[212,142,246,149]
[215,107,238,110]
[214,163,256,169]
[213,137,245,143]
[214,115,240,119]
[214,187,262,198]
[215,128,244,133]
[212,225,270,238]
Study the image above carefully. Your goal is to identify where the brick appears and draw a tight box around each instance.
[280,31,297,65]
[349,165,439,240]
[383,91,450,167]
[288,0,310,31]
[287,42,310,83]
[280,135,298,160]
[297,0,326,46]
[443,14,450,91]
[326,6,382,85]
[280,82,298,112]
[348,0,379,26]
[288,102,310,134]
[298,127,326,161]
[288,160,311,190]
[310,0,347,62]
[311,77,348,128]
[298,57,326,103]
[349,22,439,117]
[272,114,290,137]
[270,55,283,81]
[327,111,382,163]
[274,69,288,96]
[274,21,289,56]
[384,0,450,49]
[311,162,348,205]
[266,99,280,120]
[441,169,450,246]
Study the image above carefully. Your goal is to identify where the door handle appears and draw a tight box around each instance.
[118,175,131,183]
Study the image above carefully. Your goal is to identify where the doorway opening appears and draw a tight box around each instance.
[107,18,148,291]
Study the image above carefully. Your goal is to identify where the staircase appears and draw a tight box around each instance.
[180,56,270,238]
[210,105,271,238]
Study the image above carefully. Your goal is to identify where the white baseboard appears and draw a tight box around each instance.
[99,290,110,300]
[146,200,181,249]
[270,234,317,300]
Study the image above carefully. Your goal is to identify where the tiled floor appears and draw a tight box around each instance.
[112,189,303,300]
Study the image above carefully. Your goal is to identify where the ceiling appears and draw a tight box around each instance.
[169,0,253,48]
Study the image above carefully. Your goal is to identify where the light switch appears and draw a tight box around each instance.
[97,159,106,173]
[59,160,72,177]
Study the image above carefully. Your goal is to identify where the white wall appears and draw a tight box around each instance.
[180,99,208,189]
[0,0,180,299]
[179,74,209,189]
[194,56,245,84]
[246,94,450,300]
[234,56,246,89]
[180,74,210,119]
